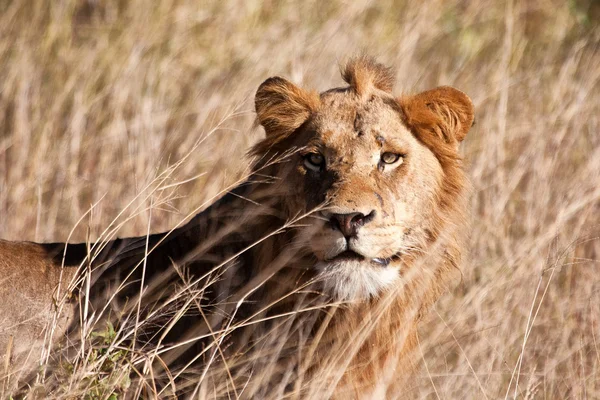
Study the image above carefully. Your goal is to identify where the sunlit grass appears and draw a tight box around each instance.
[1,0,599,398]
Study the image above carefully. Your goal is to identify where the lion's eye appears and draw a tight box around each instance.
[304,153,325,171]
[380,152,403,165]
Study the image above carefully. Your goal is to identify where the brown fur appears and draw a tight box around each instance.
[253,76,321,155]
[0,241,77,391]
[0,56,474,398]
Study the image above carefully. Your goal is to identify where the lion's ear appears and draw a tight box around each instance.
[255,77,319,142]
[399,86,474,146]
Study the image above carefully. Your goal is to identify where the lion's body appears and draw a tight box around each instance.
[0,56,474,398]
[0,240,77,376]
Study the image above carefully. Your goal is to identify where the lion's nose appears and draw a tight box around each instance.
[329,210,376,238]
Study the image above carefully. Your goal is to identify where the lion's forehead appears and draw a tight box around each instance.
[311,92,412,156]
[316,92,401,129]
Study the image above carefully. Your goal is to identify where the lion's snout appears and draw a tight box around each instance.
[327,209,376,238]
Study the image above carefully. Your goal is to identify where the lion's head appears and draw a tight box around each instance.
[252,56,474,301]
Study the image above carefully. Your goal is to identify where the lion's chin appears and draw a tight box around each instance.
[315,258,400,302]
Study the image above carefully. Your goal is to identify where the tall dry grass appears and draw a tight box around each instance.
[1,0,599,398]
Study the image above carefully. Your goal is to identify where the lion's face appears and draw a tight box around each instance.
[293,92,444,300]
[254,57,474,301]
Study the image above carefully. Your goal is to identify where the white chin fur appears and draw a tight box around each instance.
[315,260,399,301]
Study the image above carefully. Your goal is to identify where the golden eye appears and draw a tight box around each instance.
[304,153,325,171]
[381,152,403,165]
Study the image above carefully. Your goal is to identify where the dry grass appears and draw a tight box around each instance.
[1,0,599,398]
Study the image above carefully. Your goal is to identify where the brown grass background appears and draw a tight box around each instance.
[1,0,599,398]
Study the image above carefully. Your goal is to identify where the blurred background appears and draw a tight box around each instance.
[1,0,599,397]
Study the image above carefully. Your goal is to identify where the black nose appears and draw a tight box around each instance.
[330,211,376,238]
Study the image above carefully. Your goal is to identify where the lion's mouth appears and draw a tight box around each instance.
[325,250,392,267]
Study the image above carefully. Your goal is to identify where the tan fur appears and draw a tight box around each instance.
[0,241,77,389]
[341,55,395,96]
[0,56,474,398]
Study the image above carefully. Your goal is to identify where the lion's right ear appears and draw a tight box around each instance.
[255,77,320,142]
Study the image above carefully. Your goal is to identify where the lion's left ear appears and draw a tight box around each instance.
[399,86,474,146]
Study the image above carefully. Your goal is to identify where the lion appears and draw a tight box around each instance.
[0,56,474,398]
